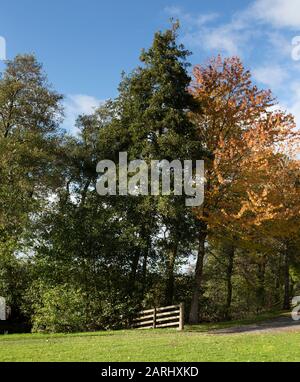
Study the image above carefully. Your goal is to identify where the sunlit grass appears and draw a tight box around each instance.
[0,312,298,362]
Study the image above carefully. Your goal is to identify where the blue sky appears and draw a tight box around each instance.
[1,0,300,133]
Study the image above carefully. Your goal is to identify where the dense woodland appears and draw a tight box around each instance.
[1,24,300,333]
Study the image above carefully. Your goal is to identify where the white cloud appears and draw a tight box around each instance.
[286,82,300,128]
[202,24,247,56]
[164,2,300,129]
[166,1,300,57]
[164,5,181,16]
[186,19,257,57]
[272,82,300,130]
[63,94,102,135]
[165,5,255,57]
[250,0,300,29]
[267,32,294,59]
[164,6,218,28]
[253,64,289,88]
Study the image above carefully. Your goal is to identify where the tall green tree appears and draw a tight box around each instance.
[110,23,202,305]
[0,55,63,317]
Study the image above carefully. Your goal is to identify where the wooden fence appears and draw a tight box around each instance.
[133,303,184,331]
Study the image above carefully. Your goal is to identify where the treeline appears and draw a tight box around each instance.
[0,25,300,333]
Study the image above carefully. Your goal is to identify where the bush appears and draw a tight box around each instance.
[84,294,139,331]
[31,285,87,333]
[25,282,139,333]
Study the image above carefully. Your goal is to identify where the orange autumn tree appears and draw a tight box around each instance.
[188,55,299,323]
[235,152,300,310]
[219,112,300,314]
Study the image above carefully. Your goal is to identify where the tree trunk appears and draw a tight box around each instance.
[224,244,235,321]
[141,234,152,298]
[256,260,266,313]
[164,241,178,306]
[189,225,207,324]
[274,256,281,308]
[80,178,92,207]
[128,251,140,297]
[283,247,290,310]
[290,277,295,303]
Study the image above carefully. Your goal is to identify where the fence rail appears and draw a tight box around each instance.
[133,303,184,331]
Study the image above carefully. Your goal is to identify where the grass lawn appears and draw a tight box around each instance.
[0,312,298,362]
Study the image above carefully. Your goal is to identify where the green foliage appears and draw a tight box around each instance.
[26,282,139,333]
[0,54,64,323]
[0,26,299,334]
[30,284,87,333]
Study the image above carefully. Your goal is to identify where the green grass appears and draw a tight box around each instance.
[0,312,298,362]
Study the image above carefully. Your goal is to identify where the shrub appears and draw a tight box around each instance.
[31,285,87,333]
[25,283,139,333]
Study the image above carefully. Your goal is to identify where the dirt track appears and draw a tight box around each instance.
[210,316,300,335]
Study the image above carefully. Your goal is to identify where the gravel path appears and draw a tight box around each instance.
[209,316,300,335]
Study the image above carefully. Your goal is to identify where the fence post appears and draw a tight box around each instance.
[153,307,157,329]
[179,303,184,331]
